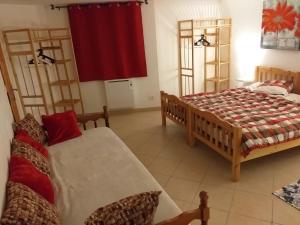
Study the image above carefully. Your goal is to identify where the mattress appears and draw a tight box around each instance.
[48,127,180,225]
[182,88,300,156]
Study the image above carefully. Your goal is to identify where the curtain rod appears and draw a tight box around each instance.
[50,0,148,10]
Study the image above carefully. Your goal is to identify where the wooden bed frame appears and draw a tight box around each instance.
[161,66,300,181]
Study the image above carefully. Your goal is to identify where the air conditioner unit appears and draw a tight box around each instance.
[104,79,134,110]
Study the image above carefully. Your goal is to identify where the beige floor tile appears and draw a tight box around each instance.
[273,196,300,225]
[121,133,152,152]
[188,207,228,225]
[135,153,155,168]
[165,177,200,202]
[109,111,300,225]
[172,157,209,182]
[231,190,272,221]
[273,172,299,191]
[236,169,274,196]
[172,198,191,211]
[193,184,234,211]
[148,157,181,176]
[227,213,271,225]
[150,172,170,187]
[201,170,238,190]
[209,208,228,225]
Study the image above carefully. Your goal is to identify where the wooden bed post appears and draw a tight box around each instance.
[231,126,242,181]
[187,106,195,146]
[160,91,167,126]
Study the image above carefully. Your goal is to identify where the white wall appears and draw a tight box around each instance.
[221,0,300,83]
[0,68,14,217]
[0,2,160,113]
[153,0,222,95]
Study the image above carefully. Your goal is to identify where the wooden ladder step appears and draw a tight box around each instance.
[54,99,80,107]
[50,80,76,86]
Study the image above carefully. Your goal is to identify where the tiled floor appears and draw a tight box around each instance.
[108,110,300,225]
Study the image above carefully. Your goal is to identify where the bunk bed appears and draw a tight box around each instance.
[161,66,300,181]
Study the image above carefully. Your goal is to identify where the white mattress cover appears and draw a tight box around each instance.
[48,127,180,225]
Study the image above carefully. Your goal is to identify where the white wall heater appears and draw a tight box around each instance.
[104,79,134,110]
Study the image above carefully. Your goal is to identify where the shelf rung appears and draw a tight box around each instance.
[9,51,33,56]
[55,59,71,64]
[205,61,230,65]
[8,41,31,45]
[205,33,217,36]
[34,36,70,42]
[24,104,45,107]
[51,80,76,86]
[41,46,61,50]
[181,68,193,70]
[22,95,43,98]
[54,99,80,107]
[206,78,229,82]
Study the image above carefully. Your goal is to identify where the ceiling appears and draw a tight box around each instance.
[0,0,128,5]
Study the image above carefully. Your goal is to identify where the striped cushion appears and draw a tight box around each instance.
[85,191,161,225]
[15,114,46,144]
[11,139,51,176]
[0,181,59,225]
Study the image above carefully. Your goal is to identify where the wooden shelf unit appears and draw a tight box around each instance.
[204,20,231,92]
[2,28,84,119]
[178,18,231,96]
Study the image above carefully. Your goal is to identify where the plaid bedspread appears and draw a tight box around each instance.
[181,88,300,156]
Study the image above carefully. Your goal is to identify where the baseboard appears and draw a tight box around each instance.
[109,107,160,115]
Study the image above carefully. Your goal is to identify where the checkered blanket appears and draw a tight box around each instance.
[181,88,300,156]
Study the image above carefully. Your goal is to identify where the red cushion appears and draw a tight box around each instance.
[42,110,82,146]
[9,156,55,204]
[15,130,49,158]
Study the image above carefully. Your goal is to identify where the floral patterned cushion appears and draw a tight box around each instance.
[11,139,51,176]
[85,191,161,225]
[15,114,46,144]
[0,181,59,225]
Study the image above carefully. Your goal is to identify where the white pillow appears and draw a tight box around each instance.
[244,82,262,91]
[253,85,288,96]
[284,93,300,103]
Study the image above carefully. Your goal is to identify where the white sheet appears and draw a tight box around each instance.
[282,93,300,103]
[0,71,14,217]
[48,127,181,225]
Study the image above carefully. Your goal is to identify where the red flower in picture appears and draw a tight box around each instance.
[262,1,296,33]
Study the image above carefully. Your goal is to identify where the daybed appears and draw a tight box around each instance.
[0,114,209,225]
[161,66,300,181]
[49,126,181,225]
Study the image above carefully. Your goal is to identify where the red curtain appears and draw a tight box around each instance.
[68,2,147,82]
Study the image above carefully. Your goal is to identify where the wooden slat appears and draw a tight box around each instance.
[7,41,31,45]
[54,99,80,107]
[24,104,45,107]
[50,80,76,86]
[9,51,32,56]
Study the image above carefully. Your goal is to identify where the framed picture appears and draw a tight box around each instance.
[261,0,300,50]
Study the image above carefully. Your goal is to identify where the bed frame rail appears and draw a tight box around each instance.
[160,91,188,128]
[188,107,242,181]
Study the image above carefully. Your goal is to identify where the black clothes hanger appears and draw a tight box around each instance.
[194,34,210,47]
[37,49,56,64]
